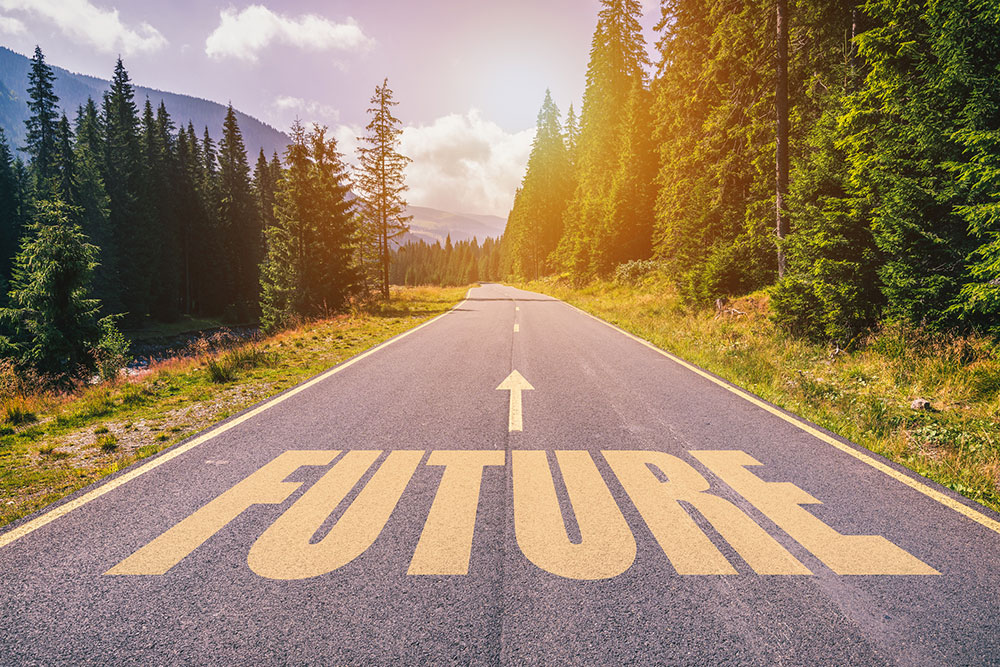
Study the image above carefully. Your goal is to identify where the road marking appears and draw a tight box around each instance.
[107,449,936,579]
[249,450,423,580]
[0,298,468,552]
[692,450,937,574]
[561,300,1000,536]
[604,450,810,575]
[514,323,520,333]
[107,450,340,575]
[516,306,520,311]
[497,370,533,432]
[408,450,506,575]
[513,450,636,580]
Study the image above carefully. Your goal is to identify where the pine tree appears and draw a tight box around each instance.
[0,200,123,384]
[101,57,146,324]
[52,113,75,202]
[141,99,181,320]
[24,46,60,193]
[0,129,21,289]
[564,103,579,170]
[771,0,878,343]
[305,125,357,310]
[841,0,995,329]
[555,0,649,279]
[355,78,411,300]
[253,148,277,234]
[501,90,572,279]
[73,98,119,315]
[217,105,258,318]
[652,0,789,303]
[260,122,357,331]
[197,125,228,314]
[603,80,656,273]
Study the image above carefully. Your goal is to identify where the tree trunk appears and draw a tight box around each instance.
[775,0,790,278]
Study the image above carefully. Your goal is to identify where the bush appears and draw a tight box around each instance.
[92,316,132,382]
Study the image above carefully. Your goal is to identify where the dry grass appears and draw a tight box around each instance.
[522,275,1000,512]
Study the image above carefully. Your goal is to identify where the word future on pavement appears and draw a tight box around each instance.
[0,284,997,665]
[107,448,935,579]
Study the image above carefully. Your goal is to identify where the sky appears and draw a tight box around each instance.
[0,0,659,217]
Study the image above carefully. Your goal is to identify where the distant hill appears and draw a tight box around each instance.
[0,46,289,159]
[404,206,506,245]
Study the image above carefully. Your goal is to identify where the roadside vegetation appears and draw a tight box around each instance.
[521,272,1000,514]
[0,286,465,528]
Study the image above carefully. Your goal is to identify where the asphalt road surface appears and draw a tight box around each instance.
[2,283,999,665]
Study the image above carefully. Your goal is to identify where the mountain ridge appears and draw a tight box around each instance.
[0,46,289,160]
[403,205,505,245]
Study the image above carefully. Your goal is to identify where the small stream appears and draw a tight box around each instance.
[125,325,261,372]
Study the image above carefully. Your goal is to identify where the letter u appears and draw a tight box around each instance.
[512,450,636,580]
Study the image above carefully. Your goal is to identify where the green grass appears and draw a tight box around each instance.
[0,286,467,528]
[519,275,1000,513]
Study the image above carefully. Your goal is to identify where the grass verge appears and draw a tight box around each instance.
[519,276,1000,513]
[0,286,467,528]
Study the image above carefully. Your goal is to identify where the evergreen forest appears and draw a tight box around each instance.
[500,0,1000,345]
[1,47,409,385]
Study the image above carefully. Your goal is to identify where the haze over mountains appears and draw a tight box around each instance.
[403,206,505,245]
[0,46,507,244]
[0,46,288,161]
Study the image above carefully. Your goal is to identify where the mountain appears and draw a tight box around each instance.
[0,46,288,159]
[404,206,506,245]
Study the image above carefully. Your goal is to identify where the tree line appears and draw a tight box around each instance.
[501,0,1000,342]
[389,236,502,287]
[1,47,411,384]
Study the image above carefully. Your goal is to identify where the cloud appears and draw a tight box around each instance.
[0,14,24,34]
[398,110,533,217]
[205,5,373,62]
[273,95,340,123]
[0,0,166,55]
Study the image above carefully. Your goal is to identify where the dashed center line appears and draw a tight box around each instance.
[514,324,520,332]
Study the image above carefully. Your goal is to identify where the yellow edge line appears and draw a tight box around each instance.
[0,298,467,550]
[562,300,1000,536]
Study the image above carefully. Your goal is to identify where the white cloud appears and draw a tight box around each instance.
[0,14,25,34]
[205,5,373,63]
[0,0,166,55]
[273,95,340,123]
[397,110,533,217]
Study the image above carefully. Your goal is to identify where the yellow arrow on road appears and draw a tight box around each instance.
[497,370,534,432]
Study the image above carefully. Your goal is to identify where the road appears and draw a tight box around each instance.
[1,283,999,665]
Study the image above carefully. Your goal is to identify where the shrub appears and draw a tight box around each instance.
[92,316,132,382]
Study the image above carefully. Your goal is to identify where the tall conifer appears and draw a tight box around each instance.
[24,46,60,193]
[556,0,648,279]
[355,79,411,300]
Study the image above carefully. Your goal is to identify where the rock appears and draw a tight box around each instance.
[910,398,933,411]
